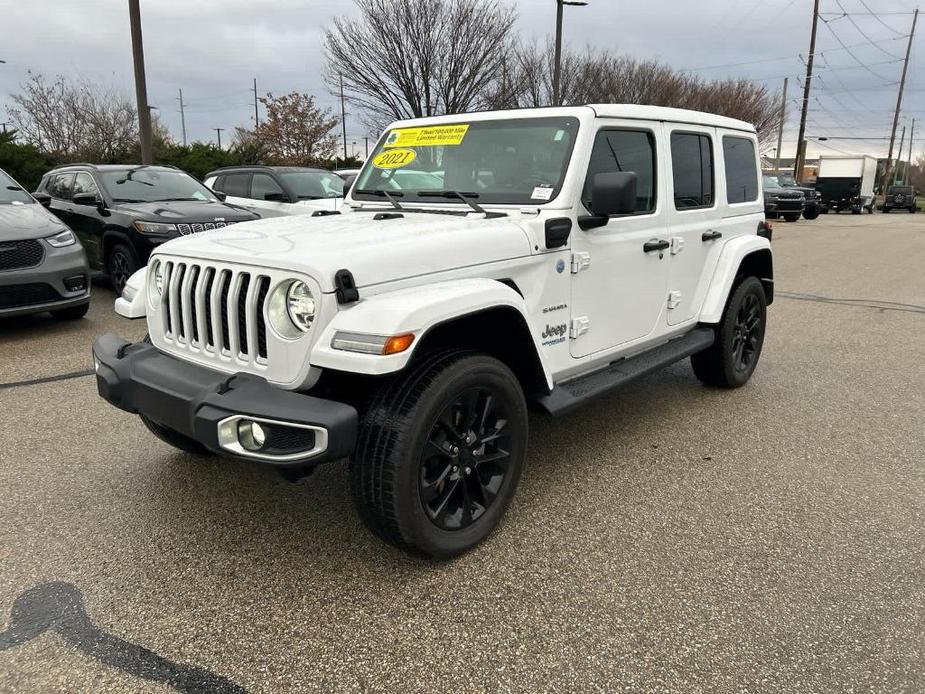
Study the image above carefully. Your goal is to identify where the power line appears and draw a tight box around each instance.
[833,0,904,59]
[857,0,909,35]
[819,15,898,82]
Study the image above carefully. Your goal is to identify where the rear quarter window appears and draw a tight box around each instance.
[722,136,759,204]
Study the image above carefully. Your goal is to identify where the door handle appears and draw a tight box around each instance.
[643,239,670,253]
[701,230,722,241]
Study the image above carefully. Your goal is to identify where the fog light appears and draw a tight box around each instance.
[237,420,267,451]
[64,274,87,292]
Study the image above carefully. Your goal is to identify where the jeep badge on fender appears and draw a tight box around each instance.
[93,104,772,558]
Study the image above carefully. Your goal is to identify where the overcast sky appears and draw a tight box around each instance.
[2,0,922,159]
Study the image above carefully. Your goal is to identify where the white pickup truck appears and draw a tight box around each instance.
[95,105,773,557]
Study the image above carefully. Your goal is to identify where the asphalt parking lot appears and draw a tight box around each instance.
[1,213,923,693]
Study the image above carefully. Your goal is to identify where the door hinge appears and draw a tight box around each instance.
[667,290,682,310]
[570,251,591,273]
[670,237,685,255]
[570,316,591,339]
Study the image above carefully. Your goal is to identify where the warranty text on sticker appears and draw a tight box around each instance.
[384,124,470,148]
[372,148,417,169]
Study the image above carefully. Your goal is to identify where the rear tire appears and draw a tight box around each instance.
[883,207,892,213]
[802,208,820,221]
[783,213,800,223]
[350,350,528,558]
[691,276,767,388]
[140,414,209,455]
[51,302,89,320]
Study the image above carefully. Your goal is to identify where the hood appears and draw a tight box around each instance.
[154,209,534,292]
[0,202,69,241]
[112,200,258,222]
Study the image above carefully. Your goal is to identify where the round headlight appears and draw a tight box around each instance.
[286,281,315,333]
[268,279,316,339]
[153,261,165,294]
[148,260,164,305]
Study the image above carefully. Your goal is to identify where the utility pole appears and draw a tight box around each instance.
[128,0,153,164]
[214,127,224,149]
[177,88,187,146]
[907,117,915,183]
[775,77,789,174]
[252,77,259,128]
[794,0,820,182]
[340,74,348,162]
[883,8,918,193]
[894,125,906,186]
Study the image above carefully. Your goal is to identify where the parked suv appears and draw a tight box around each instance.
[37,164,258,293]
[204,166,345,218]
[94,105,773,557]
[769,171,823,219]
[762,174,805,222]
[0,167,90,319]
[882,185,917,213]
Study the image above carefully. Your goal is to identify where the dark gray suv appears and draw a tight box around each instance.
[0,168,90,319]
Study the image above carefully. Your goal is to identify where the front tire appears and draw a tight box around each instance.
[107,243,138,295]
[351,350,528,558]
[803,208,820,221]
[783,213,800,223]
[691,276,767,388]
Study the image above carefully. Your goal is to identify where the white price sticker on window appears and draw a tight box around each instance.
[531,185,554,201]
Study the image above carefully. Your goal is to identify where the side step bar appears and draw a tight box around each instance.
[536,327,715,417]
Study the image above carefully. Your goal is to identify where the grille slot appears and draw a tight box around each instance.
[0,282,60,309]
[0,240,45,271]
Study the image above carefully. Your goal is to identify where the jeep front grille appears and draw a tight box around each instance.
[176,220,237,236]
[161,261,271,361]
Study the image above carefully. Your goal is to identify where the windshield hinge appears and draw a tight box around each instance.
[570,252,591,274]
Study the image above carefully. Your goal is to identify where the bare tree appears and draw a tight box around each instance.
[254,92,339,165]
[324,0,518,131]
[9,72,139,161]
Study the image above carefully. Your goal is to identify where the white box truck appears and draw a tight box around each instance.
[815,155,878,214]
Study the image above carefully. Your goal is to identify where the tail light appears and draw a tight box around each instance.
[758,220,773,241]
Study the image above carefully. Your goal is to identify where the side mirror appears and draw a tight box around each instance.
[213,191,227,202]
[578,172,638,230]
[32,191,52,208]
[72,192,102,207]
[264,192,288,202]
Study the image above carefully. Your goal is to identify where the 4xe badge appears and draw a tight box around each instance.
[541,323,567,347]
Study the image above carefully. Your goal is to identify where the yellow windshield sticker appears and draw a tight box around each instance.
[384,124,470,148]
[372,148,417,169]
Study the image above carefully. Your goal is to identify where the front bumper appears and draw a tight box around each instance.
[765,199,805,214]
[0,242,90,317]
[92,334,358,466]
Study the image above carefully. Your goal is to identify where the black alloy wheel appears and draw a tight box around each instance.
[731,292,762,374]
[351,350,528,557]
[420,387,512,531]
[108,243,137,294]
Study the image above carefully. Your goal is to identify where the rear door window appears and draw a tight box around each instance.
[222,173,251,198]
[671,133,714,209]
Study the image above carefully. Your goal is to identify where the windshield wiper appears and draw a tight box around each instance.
[115,165,154,185]
[152,198,205,202]
[417,190,507,219]
[353,188,404,210]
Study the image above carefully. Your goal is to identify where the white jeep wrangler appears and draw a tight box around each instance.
[94,105,772,558]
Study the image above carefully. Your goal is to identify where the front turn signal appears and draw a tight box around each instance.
[383,333,415,355]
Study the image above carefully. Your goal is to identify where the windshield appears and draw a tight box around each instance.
[100,168,219,203]
[763,175,780,188]
[353,117,580,205]
[279,171,344,199]
[776,173,797,186]
[0,170,34,205]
